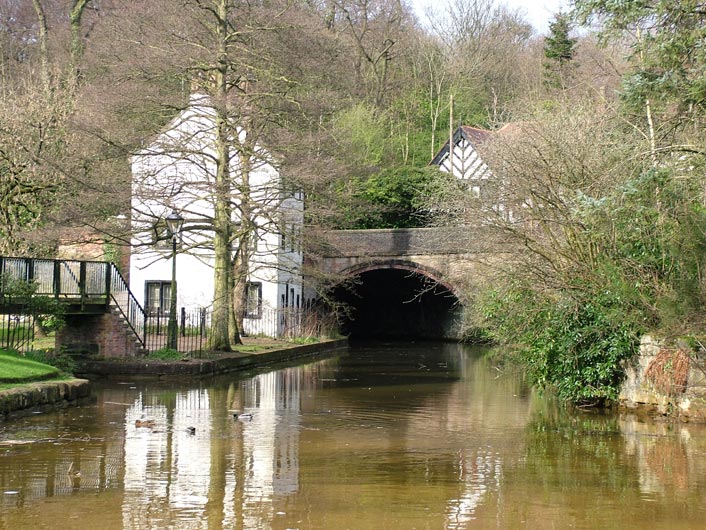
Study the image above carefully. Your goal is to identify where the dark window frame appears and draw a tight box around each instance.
[145,280,172,316]
[245,281,262,319]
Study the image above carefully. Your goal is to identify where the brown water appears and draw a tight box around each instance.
[1,341,706,529]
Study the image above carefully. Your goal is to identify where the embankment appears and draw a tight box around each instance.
[0,379,92,422]
[75,339,349,378]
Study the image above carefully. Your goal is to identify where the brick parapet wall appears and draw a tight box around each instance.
[56,311,142,358]
[316,227,506,257]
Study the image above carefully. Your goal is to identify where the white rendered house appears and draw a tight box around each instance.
[129,93,304,338]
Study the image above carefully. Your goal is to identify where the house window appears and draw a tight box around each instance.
[245,282,262,318]
[280,224,300,253]
[145,281,172,316]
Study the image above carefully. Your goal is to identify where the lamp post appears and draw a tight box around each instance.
[165,210,184,350]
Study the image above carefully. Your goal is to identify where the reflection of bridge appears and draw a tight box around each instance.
[0,256,146,355]
[313,227,507,339]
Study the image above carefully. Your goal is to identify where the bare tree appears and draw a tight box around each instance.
[89,0,343,350]
[424,0,534,124]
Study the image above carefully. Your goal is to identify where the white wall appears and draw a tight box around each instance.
[129,93,304,337]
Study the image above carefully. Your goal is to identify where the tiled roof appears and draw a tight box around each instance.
[460,126,493,145]
[430,123,526,166]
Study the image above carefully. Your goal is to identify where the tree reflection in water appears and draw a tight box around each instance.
[2,344,706,529]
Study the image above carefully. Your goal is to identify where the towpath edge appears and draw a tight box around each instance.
[0,379,92,422]
[74,338,349,378]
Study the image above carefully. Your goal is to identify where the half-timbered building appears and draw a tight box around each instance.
[430,123,521,218]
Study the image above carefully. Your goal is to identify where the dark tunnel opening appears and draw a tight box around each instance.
[330,268,461,340]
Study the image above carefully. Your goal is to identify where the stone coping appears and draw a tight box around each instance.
[0,379,92,422]
[74,338,349,378]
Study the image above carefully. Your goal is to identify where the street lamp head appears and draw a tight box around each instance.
[165,210,185,238]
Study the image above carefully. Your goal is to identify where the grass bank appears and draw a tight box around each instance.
[145,336,324,361]
[0,348,63,388]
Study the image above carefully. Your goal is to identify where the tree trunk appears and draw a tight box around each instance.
[231,149,253,342]
[31,0,50,90]
[68,0,90,90]
[209,0,234,351]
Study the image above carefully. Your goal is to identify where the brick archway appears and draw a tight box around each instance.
[339,259,459,300]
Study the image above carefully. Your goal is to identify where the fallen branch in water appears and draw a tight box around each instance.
[0,434,103,446]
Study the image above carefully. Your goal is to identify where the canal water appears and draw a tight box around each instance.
[1,341,706,529]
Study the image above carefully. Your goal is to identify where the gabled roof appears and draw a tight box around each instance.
[430,123,523,167]
[430,126,492,166]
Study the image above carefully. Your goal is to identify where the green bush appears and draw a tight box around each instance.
[24,348,75,375]
[481,286,641,405]
[0,274,66,335]
[147,348,183,360]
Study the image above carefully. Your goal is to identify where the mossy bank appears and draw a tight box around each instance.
[0,379,92,422]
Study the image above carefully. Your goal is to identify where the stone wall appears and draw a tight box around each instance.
[620,335,706,420]
[0,379,91,421]
[317,227,506,258]
[315,228,512,301]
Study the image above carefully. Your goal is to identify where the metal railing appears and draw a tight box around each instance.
[144,307,210,354]
[0,256,110,305]
[242,306,334,339]
[0,256,149,351]
[0,256,333,355]
[0,314,35,353]
[107,265,147,350]
[141,306,331,355]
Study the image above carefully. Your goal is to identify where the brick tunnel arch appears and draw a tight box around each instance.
[329,259,463,340]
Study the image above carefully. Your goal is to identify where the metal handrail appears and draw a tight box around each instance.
[0,256,148,350]
[107,264,147,349]
[0,256,109,298]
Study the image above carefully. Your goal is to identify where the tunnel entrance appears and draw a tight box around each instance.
[330,267,461,340]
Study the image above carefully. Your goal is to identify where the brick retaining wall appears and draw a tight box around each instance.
[57,312,142,358]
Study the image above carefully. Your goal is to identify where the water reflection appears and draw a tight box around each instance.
[231,368,305,528]
[122,389,213,528]
[620,415,706,498]
[2,343,706,529]
[116,362,330,529]
[445,450,502,528]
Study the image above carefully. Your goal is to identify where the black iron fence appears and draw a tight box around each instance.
[0,314,35,353]
[144,307,210,355]
[0,256,335,356]
[242,307,336,339]
[143,306,335,356]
